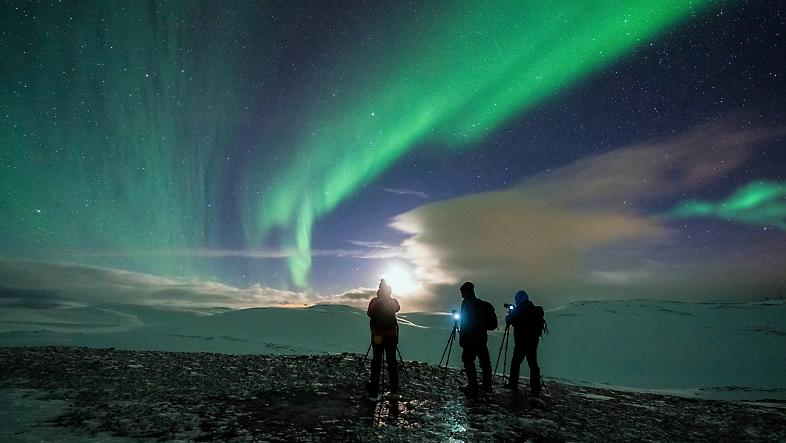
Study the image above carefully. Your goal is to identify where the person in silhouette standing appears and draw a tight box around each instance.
[504,289,542,395]
[366,279,400,397]
[458,281,493,397]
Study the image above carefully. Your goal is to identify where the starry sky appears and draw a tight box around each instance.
[1,0,785,311]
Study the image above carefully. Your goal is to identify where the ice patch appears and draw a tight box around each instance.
[0,388,127,442]
[573,392,615,401]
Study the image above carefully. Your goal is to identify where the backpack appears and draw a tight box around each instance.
[529,305,548,337]
[480,300,498,331]
[370,298,397,331]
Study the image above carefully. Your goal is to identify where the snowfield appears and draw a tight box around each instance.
[1,299,786,441]
[1,299,784,400]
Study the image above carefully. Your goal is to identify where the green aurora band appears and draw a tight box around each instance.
[1,1,263,277]
[0,1,716,287]
[670,182,786,230]
[247,0,715,286]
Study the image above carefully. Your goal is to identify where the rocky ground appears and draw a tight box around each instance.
[1,347,785,442]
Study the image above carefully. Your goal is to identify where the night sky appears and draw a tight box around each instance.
[1,0,784,310]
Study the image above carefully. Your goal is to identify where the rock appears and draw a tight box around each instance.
[0,347,785,441]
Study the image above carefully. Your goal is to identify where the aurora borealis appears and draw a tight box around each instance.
[1,1,785,309]
[246,0,714,286]
[670,181,786,230]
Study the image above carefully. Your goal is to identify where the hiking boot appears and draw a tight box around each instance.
[503,383,518,391]
[366,381,379,397]
[531,379,541,397]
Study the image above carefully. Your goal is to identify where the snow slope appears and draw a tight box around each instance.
[1,299,784,400]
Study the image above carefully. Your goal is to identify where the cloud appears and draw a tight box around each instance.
[392,125,786,309]
[380,187,431,199]
[65,244,407,260]
[0,258,311,309]
[0,258,394,311]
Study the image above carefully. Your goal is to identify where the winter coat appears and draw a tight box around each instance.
[459,296,488,347]
[506,294,540,341]
[367,295,400,337]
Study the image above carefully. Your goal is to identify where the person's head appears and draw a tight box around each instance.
[514,290,529,305]
[377,279,392,297]
[459,281,475,298]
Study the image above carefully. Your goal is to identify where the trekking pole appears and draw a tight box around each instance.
[493,323,510,380]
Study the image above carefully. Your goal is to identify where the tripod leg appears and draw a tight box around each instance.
[438,328,453,367]
[502,327,510,384]
[354,341,373,382]
[381,348,386,393]
[445,330,454,369]
[363,342,372,362]
[494,324,509,376]
[396,346,406,374]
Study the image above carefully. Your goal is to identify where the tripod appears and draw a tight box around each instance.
[438,310,460,371]
[354,341,374,383]
[356,338,407,393]
[494,323,512,384]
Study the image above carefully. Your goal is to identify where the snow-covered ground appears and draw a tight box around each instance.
[1,299,785,400]
[1,347,785,442]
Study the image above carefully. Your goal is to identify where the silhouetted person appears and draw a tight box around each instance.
[458,281,493,396]
[366,279,400,397]
[505,290,542,395]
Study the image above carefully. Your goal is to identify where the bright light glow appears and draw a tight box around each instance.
[380,264,420,295]
[453,313,461,321]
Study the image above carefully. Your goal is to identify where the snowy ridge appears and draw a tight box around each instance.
[1,299,785,400]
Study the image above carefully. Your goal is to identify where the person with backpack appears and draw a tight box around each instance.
[504,289,544,396]
[366,279,400,397]
[458,281,496,397]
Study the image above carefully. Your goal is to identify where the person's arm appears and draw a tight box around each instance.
[367,298,376,317]
[392,298,401,313]
[505,306,520,325]
[459,301,469,330]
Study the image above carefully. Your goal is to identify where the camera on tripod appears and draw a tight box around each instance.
[504,303,515,313]
[439,309,461,370]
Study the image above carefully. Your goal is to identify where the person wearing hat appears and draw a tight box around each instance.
[458,281,493,397]
[366,279,400,397]
[504,289,542,395]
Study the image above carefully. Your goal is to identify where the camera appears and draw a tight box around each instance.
[451,309,460,321]
[504,303,515,313]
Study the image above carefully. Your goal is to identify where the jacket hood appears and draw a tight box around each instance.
[515,290,529,305]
